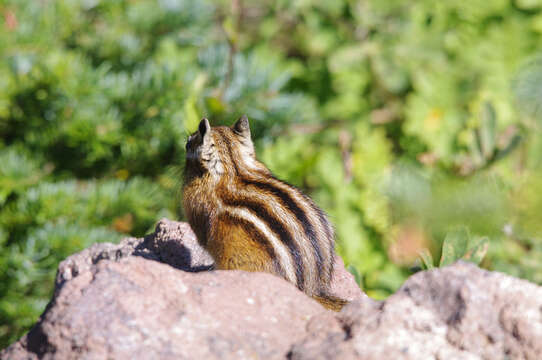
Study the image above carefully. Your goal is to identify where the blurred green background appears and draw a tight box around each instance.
[2,0,542,348]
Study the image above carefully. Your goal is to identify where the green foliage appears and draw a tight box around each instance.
[2,0,542,348]
[419,227,490,269]
[0,177,171,345]
[0,148,46,205]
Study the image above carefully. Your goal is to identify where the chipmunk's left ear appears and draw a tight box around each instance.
[198,117,212,143]
[232,115,251,138]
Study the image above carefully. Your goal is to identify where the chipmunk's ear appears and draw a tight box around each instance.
[199,118,211,140]
[232,115,251,138]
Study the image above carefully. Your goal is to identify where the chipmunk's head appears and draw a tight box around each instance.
[185,115,263,178]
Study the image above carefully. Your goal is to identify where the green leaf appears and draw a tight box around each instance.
[470,130,485,167]
[494,134,522,162]
[479,102,497,160]
[347,264,362,287]
[439,227,469,267]
[463,236,490,265]
[418,248,434,269]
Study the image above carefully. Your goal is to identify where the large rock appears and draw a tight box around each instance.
[2,219,541,359]
[290,262,542,360]
[1,219,362,360]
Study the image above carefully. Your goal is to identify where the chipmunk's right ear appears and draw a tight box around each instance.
[198,118,211,140]
[232,114,251,139]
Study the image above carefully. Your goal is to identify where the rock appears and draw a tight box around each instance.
[2,220,541,359]
[1,219,362,360]
[10,258,324,360]
[330,255,368,302]
[143,219,214,272]
[289,261,542,360]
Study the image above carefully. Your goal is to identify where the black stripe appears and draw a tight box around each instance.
[244,177,325,280]
[220,213,284,277]
[222,136,322,283]
[311,202,335,283]
[220,194,305,290]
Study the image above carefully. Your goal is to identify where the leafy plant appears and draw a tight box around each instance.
[459,102,523,175]
[419,227,490,269]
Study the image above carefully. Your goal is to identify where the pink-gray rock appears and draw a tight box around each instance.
[290,261,542,360]
[0,219,362,360]
[2,219,541,359]
[13,258,326,359]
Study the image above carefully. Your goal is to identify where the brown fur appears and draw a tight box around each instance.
[183,116,347,311]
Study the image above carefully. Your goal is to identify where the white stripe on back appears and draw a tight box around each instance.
[222,206,297,284]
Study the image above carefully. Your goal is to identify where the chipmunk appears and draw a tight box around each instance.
[182,115,348,311]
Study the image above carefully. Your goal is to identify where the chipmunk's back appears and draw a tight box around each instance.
[183,116,346,310]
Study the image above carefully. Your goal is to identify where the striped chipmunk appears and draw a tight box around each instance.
[182,115,348,311]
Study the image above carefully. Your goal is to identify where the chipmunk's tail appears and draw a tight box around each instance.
[312,293,349,312]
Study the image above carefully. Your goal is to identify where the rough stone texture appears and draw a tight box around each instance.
[12,258,326,360]
[290,262,542,360]
[1,219,361,360]
[143,220,214,272]
[2,219,541,359]
[330,256,366,302]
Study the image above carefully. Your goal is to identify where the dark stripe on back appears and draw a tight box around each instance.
[310,202,335,283]
[221,134,323,281]
[244,177,325,280]
[219,213,284,276]
[220,193,305,290]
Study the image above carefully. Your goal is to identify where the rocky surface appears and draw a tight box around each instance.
[290,262,542,360]
[2,219,541,359]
